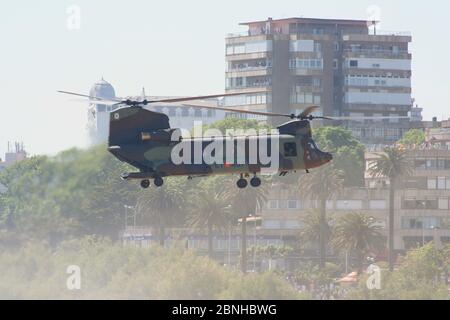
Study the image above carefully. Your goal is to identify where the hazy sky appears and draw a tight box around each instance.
[1,0,449,157]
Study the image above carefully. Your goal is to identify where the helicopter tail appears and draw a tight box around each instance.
[108,107,170,146]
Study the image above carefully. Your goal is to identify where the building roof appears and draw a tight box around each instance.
[239,17,375,27]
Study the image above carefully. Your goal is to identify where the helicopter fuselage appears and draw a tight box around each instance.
[107,106,332,186]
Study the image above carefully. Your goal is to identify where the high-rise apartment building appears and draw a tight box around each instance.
[225,17,412,144]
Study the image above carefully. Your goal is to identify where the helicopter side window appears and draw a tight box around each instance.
[284,142,297,157]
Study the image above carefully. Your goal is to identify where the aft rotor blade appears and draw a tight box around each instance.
[299,106,320,118]
[58,90,122,104]
[146,91,267,104]
[181,102,294,118]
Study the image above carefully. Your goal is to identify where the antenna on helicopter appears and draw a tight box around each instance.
[141,87,146,101]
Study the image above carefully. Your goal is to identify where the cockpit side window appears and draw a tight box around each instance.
[284,142,297,157]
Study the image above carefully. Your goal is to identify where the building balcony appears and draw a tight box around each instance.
[226,51,271,61]
[226,84,272,90]
[226,32,272,39]
[225,86,272,94]
[289,68,323,76]
[226,67,272,78]
[343,49,412,60]
[342,32,412,43]
[343,103,411,113]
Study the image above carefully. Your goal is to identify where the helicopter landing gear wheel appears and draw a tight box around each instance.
[154,176,164,187]
[237,174,248,189]
[250,176,261,187]
[140,179,150,189]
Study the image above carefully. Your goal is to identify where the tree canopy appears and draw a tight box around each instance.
[313,126,366,186]
[0,146,140,244]
[0,237,304,299]
[398,129,426,146]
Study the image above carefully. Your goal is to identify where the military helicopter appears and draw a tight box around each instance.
[59,90,407,189]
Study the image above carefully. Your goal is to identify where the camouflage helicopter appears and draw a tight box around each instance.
[59,90,406,189]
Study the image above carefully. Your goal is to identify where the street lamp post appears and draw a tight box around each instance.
[253,216,257,271]
[431,225,440,248]
[124,205,135,230]
[421,219,425,247]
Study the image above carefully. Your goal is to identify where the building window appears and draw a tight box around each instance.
[336,200,363,210]
[349,60,358,68]
[168,108,176,117]
[334,42,339,52]
[268,200,278,209]
[402,199,438,210]
[314,42,322,53]
[194,109,202,117]
[289,59,324,70]
[439,198,449,210]
[402,217,440,230]
[313,28,324,35]
[313,78,321,87]
[287,200,299,209]
[369,200,386,210]
[438,177,446,189]
[263,220,281,229]
[226,41,273,55]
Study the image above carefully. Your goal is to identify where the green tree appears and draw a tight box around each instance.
[135,178,186,246]
[203,117,271,133]
[332,212,384,271]
[369,147,412,271]
[0,146,139,244]
[347,244,450,300]
[398,129,425,146]
[217,272,308,300]
[314,126,366,186]
[188,188,231,258]
[294,261,342,288]
[0,237,303,300]
[299,164,343,269]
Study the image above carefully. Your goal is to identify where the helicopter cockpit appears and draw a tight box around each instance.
[303,137,332,169]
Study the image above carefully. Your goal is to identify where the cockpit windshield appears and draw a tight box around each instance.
[308,139,320,151]
[305,138,320,160]
[303,137,332,167]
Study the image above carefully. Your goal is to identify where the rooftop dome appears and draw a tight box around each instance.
[89,78,116,100]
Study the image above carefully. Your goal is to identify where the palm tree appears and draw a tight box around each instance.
[187,189,231,258]
[135,179,186,246]
[223,178,268,273]
[298,210,333,250]
[369,146,412,271]
[299,164,343,269]
[332,212,384,271]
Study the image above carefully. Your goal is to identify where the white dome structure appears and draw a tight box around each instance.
[89,78,116,100]
[87,78,116,145]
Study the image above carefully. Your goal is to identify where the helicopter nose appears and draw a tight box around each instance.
[324,152,333,163]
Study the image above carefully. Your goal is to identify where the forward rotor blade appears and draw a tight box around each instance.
[58,90,122,105]
[146,91,267,104]
[329,116,410,121]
